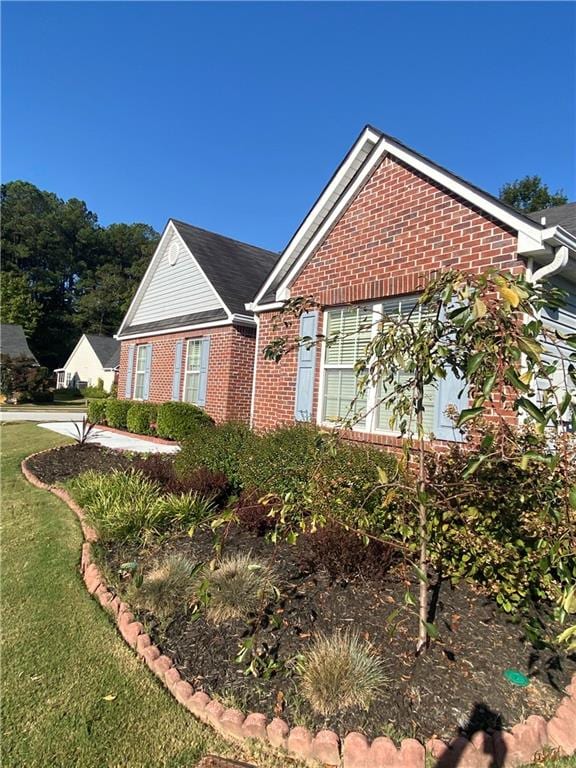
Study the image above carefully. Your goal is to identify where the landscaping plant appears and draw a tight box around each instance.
[156,401,214,441]
[176,421,253,490]
[197,553,279,624]
[105,398,134,429]
[87,398,108,424]
[265,270,576,652]
[131,554,202,622]
[297,630,387,716]
[70,416,99,447]
[126,402,157,435]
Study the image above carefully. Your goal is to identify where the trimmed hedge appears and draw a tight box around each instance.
[82,386,108,399]
[105,398,134,429]
[156,401,213,441]
[87,399,108,424]
[176,421,254,490]
[127,402,157,435]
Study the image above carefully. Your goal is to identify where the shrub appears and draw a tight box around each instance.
[54,386,83,400]
[127,402,157,435]
[87,399,108,424]
[299,524,397,581]
[68,469,161,542]
[198,553,279,624]
[105,398,134,429]
[176,421,253,489]
[156,401,214,441]
[233,492,275,536]
[31,390,54,403]
[237,424,320,504]
[132,454,230,501]
[297,631,387,716]
[308,441,398,533]
[131,554,201,621]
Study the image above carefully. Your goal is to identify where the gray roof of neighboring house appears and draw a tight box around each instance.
[528,203,576,236]
[0,324,38,363]
[85,334,120,369]
[170,219,280,316]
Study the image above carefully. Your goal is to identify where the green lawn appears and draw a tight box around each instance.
[0,399,86,411]
[0,422,272,768]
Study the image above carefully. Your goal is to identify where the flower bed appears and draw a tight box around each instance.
[22,443,576,766]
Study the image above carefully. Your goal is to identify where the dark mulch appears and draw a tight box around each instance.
[27,444,132,485]
[100,525,576,743]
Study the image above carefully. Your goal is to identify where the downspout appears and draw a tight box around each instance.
[530,245,569,283]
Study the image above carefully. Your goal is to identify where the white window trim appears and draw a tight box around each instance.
[133,344,148,401]
[316,299,440,437]
[182,338,203,405]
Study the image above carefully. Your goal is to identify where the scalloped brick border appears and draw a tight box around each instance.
[21,448,576,767]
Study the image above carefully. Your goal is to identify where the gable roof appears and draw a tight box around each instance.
[251,125,576,309]
[117,220,279,338]
[85,334,120,369]
[0,324,38,363]
[528,203,576,236]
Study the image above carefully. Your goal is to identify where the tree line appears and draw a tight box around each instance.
[0,175,567,370]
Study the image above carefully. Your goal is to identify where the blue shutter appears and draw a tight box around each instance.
[171,339,184,401]
[434,370,467,442]
[196,337,210,407]
[294,311,318,422]
[142,344,153,401]
[124,344,136,398]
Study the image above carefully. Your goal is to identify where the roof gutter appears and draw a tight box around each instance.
[530,225,576,283]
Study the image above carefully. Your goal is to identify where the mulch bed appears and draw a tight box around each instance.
[101,527,576,743]
[30,444,576,742]
[26,444,132,485]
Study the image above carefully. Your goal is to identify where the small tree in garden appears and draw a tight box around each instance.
[265,269,576,653]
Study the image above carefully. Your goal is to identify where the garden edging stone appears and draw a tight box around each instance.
[21,448,576,768]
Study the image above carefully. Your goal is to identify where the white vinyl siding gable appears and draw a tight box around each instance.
[540,276,576,396]
[131,232,222,326]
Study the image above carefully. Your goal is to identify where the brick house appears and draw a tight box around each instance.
[248,125,576,448]
[116,219,278,423]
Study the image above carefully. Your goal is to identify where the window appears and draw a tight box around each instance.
[320,296,439,434]
[66,373,72,387]
[133,345,149,400]
[183,339,203,404]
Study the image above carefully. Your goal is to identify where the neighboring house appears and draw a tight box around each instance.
[248,125,576,449]
[115,219,278,423]
[0,323,39,364]
[55,334,120,391]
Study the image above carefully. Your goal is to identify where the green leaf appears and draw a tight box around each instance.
[517,397,547,425]
[457,407,484,427]
[403,589,415,606]
[377,466,389,485]
[461,455,485,479]
[482,372,497,399]
[424,621,440,640]
[569,486,576,510]
[517,337,542,361]
[504,367,530,394]
[467,352,485,376]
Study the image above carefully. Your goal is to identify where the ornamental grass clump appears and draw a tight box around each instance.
[132,554,201,622]
[68,469,161,542]
[297,631,387,716]
[151,491,217,535]
[199,553,279,624]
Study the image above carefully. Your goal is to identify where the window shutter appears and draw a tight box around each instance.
[294,311,318,421]
[142,344,153,401]
[171,339,184,401]
[434,370,467,441]
[124,344,136,398]
[197,337,211,407]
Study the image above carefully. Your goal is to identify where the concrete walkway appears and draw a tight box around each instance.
[1,410,87,422]
[38,422,179,454]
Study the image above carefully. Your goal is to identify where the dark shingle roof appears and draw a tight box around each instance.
[0,324,38,363]
[528,203,576,236]
[171,220,279,316]
[85,334,120,369]
[121,309,228,337]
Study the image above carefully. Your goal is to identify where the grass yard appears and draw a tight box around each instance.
[0,422,276,768]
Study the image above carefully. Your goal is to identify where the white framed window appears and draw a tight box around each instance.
[183,339,203,404]
[133,344,149,400]
[319,295,439,435]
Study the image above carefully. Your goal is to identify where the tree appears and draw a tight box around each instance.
[499,175,568,213]
[265,270,576,652]
[0,273,41,335]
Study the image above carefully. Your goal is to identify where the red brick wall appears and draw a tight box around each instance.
[118,323,256,424]
[252,155,524,443]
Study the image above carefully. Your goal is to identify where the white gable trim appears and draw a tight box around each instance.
[60,334,87,370]
[251,126,381,308]
[251,128,555,310]
[117,221,233,336]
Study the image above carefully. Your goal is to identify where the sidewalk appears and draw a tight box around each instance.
[37,422,179,453]
[1,410,87,422]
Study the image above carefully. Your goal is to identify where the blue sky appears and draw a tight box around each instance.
[2,1,574,251]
